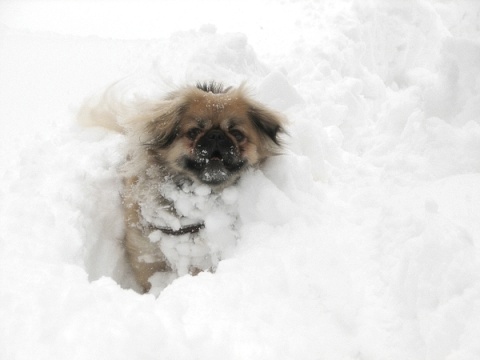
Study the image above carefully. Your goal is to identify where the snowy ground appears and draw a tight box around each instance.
[1,0,480,359]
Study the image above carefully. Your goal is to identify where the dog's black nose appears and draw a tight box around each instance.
[196,129,234,162]
[206,129,226,142]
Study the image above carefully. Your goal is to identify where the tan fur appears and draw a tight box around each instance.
[80,82,285,292]
[122,177,169,290]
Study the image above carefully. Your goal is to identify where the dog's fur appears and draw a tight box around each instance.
[80,82,285,292]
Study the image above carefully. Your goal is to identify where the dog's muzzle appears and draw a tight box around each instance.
[196,129,235,162]
[184,129,246,185]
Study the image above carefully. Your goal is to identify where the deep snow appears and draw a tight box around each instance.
[1,0,480,359]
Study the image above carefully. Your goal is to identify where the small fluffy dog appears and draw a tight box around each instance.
[81,81,285,292]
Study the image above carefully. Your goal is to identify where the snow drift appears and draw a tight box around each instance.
[0,1,480,359]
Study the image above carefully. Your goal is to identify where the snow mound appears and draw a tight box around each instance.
[1,1,480,359]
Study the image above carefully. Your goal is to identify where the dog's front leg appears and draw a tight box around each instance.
[124,227,169,293]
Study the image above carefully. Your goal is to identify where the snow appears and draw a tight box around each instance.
[143,180,239,282]
[1,0,480,359]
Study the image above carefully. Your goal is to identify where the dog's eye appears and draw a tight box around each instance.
[230,130,246,142]
[186,128,201,140]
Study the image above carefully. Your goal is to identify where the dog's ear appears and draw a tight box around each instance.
[139,100,187,148]
[248,104,285,147]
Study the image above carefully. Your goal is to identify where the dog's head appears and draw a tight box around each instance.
[135,82,285,189]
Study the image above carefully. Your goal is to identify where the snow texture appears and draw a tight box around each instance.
[1,0,480,359]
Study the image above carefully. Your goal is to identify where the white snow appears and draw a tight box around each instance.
[1,0,480,359]
[144,180,239,282]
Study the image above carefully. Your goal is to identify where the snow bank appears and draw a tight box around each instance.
[1,1,480,359]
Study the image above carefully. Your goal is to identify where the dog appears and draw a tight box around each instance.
[80,81,285,292]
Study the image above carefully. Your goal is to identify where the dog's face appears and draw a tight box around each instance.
[140,83,284,189]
